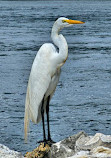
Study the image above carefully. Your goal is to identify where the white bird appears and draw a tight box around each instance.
[24,17,84,144]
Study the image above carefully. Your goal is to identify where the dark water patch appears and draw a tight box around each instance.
[4,92,15,95]
[0,54,8,57]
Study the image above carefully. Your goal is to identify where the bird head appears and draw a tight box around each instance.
[54,17,84,30]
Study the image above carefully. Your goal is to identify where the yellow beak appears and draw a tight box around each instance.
[64,19,85,24]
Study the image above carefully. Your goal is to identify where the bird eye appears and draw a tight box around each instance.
[62,20,66,23]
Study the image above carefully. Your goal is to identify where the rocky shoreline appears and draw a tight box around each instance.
[0,144,24,158]
[1,131,111,158]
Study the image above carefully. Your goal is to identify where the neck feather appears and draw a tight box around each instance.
[51,24,68,64]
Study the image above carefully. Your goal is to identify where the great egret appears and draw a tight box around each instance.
[24,17,84,144]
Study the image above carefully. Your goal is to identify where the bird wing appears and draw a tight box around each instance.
[24,43,56,140]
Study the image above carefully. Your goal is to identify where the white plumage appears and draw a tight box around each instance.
[24,17,84,142]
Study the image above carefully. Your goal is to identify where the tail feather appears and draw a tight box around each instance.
[24,85,30,142]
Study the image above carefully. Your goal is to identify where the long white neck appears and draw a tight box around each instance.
[51,23,68,65]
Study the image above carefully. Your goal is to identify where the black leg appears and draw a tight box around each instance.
[41,96,46,143]
[46,96,56,145]
[46,96,51,140]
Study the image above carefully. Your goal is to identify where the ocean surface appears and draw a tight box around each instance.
[0,0,111,154]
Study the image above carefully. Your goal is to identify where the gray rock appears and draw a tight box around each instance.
[49,132,111,158]
[50,131,87,158]
[0,144,24,158]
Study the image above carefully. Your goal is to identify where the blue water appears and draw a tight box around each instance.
[0,0,111,155]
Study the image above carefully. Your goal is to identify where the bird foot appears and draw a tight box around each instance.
[38,138,56,147]
[38,140,47,147]
[47,138,56,146]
